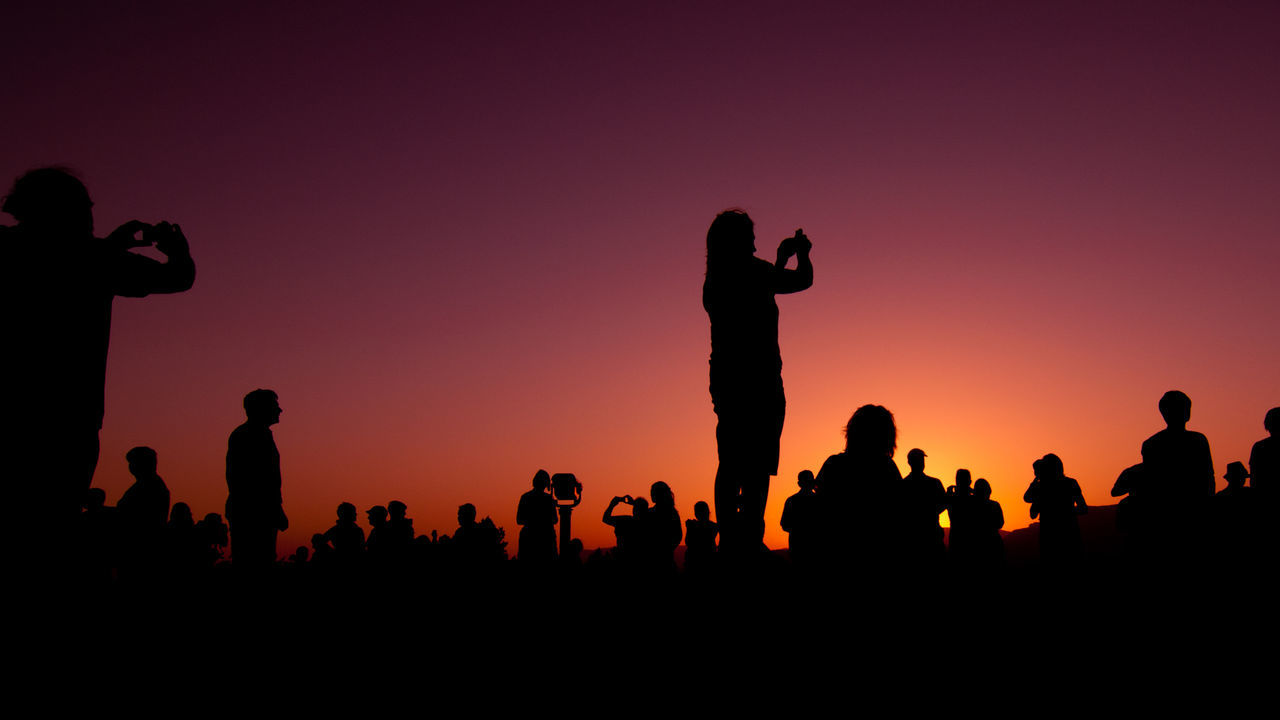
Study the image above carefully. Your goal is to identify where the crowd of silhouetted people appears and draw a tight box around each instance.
[4,170,1275,598]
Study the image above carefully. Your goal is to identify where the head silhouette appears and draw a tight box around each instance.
[1224,461,1249,488]
[244,389,282,426]
[956,469,972,489]
[706,209,755,269]
[388,500,407,520]
[907,448,926,473]
[532,469,551,491]
[974,478,992,500]
[169,502,194,527]
[125,446,158,479]
[845,405,897,458]
[1041,453,1065,479]
[2,167,93,237]
[458,503,477,526]
[337,502,357,523]
[650,481,675,509]
[367,505,388,526]
[85,487,106,511]
[1158,390,1192,429]
[693,501,710,522]
[1265,407,1279,436]
[632,497,649,513]
[797,469,816,490]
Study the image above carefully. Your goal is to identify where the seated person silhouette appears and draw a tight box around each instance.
[1,167,195,562]
[225,389,288,571]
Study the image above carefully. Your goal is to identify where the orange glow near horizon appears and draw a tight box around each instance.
[8,3,1279,557]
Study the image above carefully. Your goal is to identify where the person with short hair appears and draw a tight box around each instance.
[225,389,287,571]
[1,167,195,566]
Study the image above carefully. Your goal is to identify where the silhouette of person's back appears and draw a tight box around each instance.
[1142,391,1214,510]
[324,502,366,563]
[225,389,287,571]
[1023,454,1087,566]
[644,481,682,574]
[971,478,1005,574]
[816,405,904,572]
[703,209,813,555]
[1250,407,1278,502]
[1,167,195,568]
[901,449,946,569]
[683,501,718,573]
[516,470,557,565]
[780,470,821,568]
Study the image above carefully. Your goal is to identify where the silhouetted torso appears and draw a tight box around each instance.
[1141,428,1214,509]
[1251,437,1276,499]
[817,451,904,568]
[780,487,821,562]
[225,422,283,567]
[902,470,946,564]
[516,488,557,564]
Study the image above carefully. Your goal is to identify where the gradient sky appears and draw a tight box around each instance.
[5,1,1277,554]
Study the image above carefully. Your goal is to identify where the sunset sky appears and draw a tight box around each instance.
[5,1,1277,555]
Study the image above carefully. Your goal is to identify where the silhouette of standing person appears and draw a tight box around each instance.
[684,501,718,573]
[703,209,813,554]
[516,470,557,566]
[225,389,287,572]
[1140,390,1214,560]
[816,405,903,572]
[946,469,976,567]
[971,478,1005,574]
[117,446,170,581]
[603,494,647,566]
[645,481,683,574]
[780,470,821,569]
[1,167,195,566]
[1023,454,1087,567]
[901,449,946,569]
[1250,407,1278,502]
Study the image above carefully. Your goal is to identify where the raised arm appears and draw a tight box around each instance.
[602,496,625,527]
[109,221,196,297]
[773,229,813,295]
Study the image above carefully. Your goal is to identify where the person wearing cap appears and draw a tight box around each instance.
[901,448,947,569]
[1213,461,1256,559]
